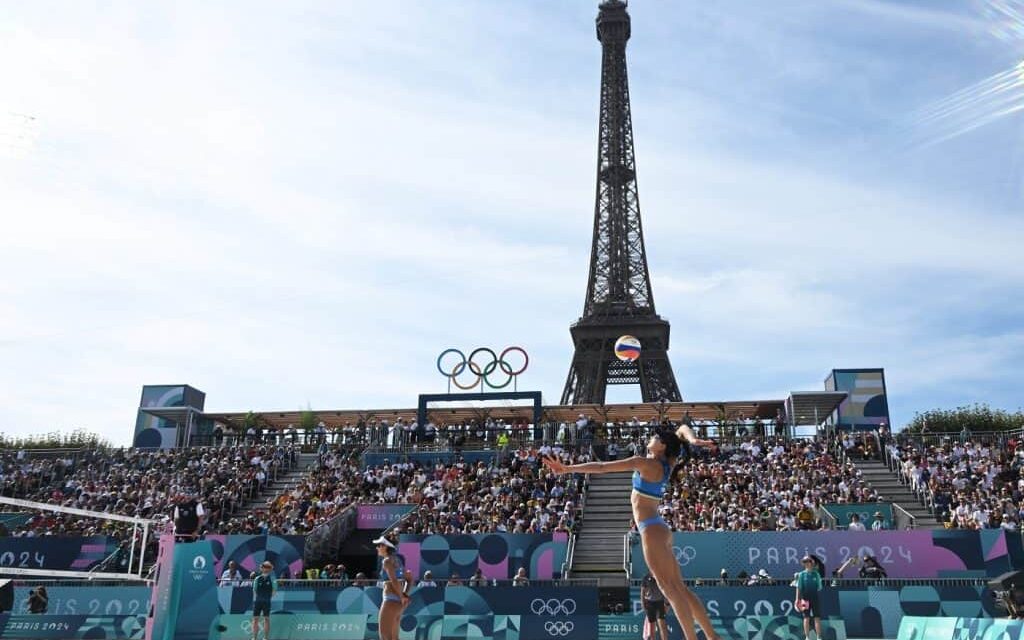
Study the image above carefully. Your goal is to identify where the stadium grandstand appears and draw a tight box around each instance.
[2,374,1022,639]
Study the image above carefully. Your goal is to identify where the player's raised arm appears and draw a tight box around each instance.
[675,424,715,449]
[542,455,644,475]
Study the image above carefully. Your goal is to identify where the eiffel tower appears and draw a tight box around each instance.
[561,0,681,405]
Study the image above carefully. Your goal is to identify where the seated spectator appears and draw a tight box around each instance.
[220,561,244,586]
[871,512,886,530]
[847,514,866,531]
[513,567,529,587]
[468,568,487,587]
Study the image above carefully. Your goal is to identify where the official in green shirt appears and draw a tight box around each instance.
[795,555,823,640]
[252,561,277,640]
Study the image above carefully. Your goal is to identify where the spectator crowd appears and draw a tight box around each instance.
[391,445,585,535]
[888,435,1024,530]
[0,444,298,539]
[242,444,585,537]
[10,422,1024,540]
[621,436,882,532]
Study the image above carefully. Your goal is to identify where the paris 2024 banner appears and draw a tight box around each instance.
[629,529,1023,579]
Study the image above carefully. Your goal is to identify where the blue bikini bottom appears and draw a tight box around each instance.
[637,515,668,532]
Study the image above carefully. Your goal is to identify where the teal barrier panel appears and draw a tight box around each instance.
[212,613,846,640]
[720,616,846,640]
[825,503,893,530]
[211,614,523,640]
[897,617,1024,639]
[629,584,997,639]
[183,583,597,640]
[396,533,569,580]
[598,615,643,640]
[0,513,31,530]
[0,614,146,639]
[11,586,150,615]
[594,615,847,640]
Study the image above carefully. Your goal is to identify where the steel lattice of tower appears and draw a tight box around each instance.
[561,0,682,405]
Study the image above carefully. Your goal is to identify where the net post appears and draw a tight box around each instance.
[128,522,137,577]
[139,523,150,577]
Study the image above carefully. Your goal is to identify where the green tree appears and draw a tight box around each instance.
[299,406,319,434]
[242,411,263,432]
[0,429,112,450]
[904,403,1024,434]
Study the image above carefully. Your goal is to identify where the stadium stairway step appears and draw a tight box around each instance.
[570,471,633,576]
[233,453,322,516]
[850,459,943,529]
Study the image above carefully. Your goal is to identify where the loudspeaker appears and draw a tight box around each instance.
[0,579,13,613]
[990,569,1024,590]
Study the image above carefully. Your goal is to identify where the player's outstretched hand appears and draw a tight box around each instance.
[542,455,568,475]
[696,438,717,452]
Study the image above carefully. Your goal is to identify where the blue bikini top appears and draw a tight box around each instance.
[632,458,672,500]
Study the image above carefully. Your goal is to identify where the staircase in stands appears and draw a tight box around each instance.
[570,470,633,581]
[849,458,940,529]
[234,452,321,516]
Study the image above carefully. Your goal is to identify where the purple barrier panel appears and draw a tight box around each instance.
[355,504,415,530]
[629,529,1022,579]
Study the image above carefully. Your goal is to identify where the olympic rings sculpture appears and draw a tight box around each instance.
[436,346,529,390]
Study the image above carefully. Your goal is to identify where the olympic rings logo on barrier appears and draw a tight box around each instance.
[544,621,575,636]
[437,347,529,390]
[672,545,697,566]
[531,598,577,616]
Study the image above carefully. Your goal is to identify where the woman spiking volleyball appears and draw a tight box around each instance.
[543,424,720,640]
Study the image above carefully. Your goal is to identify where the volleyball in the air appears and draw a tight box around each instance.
[614,335,641,361]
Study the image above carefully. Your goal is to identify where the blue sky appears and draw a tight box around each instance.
[2,1,1023,444]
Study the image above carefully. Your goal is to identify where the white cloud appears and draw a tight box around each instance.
[0,1,1019,442]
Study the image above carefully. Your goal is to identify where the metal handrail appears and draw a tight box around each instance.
[892,502,918,529]
[275,578,599,588]
[623,532,633,578]
[561,534,577,579]
[561,469,591,577]
[377,502,425,536]
[820,508,838,531]
[350,428,831,454]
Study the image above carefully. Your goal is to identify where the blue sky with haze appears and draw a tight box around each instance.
[2,1,1023,444]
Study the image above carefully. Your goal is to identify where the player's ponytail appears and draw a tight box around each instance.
[656,428,690,485]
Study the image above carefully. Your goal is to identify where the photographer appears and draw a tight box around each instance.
[640,574,669,640]
[859,555,887,582]
[27,587,48,614]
